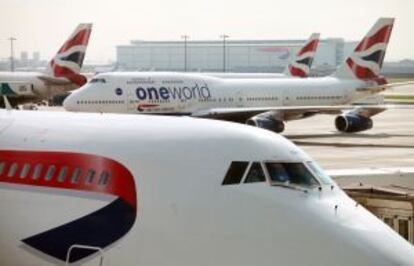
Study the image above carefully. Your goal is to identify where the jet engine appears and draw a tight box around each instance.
[246,114,285,133]
[335,114,373,133]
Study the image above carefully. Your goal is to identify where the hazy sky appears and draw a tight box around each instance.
[0,0,412,64]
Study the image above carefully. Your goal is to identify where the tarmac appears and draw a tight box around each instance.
[283,84,414,170]
[284,107,414,170]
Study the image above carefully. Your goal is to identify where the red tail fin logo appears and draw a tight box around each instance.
[287,33,320,78]
[334,18,394,81]
[48,23,92,86]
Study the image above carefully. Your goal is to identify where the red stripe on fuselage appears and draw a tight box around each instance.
[139,103,159,108]
[354,25,393,52]
[0,150,137,209]
[297,39,319,56]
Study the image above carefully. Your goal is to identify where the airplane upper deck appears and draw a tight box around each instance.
[0,109,310,163]
[90,71,345,83]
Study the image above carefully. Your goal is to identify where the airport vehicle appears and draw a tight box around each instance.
[201,33,320,78]
[0,23,92,108]
[1,107,414,265]
[63,18,410,134]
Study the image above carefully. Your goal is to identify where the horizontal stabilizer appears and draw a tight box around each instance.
[356,81,414,93]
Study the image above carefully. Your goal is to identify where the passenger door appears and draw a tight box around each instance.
[127,89,137,113]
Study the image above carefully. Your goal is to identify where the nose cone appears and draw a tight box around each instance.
[316,194,414,266]
[345,214,414,265]
[63,92,77,111]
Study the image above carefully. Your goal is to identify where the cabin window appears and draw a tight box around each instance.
[85,169,96,184]
[98,171,110,185]
[8,163,18,177]
[20,163,31,179]
[45,165,56,181]
[57,166,68,182]
[222,161,249,185]
[244,162,266,183]
[70,168,81,184]
[266,163,319,187]
[266,163,290,183]
[32,164,42,179]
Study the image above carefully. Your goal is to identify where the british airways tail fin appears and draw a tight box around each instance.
[284,33,320,78]
[332,18,394,82]
[46,23,92,87]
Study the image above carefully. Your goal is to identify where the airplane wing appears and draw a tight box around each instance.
[191,104,413,122]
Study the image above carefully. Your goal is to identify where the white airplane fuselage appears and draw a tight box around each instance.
[1,110,414,266]
[0,111,414,266]
[64,72,370,116]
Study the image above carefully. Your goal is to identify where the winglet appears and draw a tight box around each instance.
[284,33,320,78]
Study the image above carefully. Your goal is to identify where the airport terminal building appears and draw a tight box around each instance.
[116,38,357,74]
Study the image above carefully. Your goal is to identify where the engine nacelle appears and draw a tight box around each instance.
[246,115,285,133]
[335,114,373,133]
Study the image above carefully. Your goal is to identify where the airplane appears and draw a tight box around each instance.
[0,23,92,108]
[199,33,320,79]
[63,18,412,134]
[1,106,414,265]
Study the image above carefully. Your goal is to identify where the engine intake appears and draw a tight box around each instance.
[335,114,373,133]
[246,116,285,133]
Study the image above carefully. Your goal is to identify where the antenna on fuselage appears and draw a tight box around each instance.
[3,96,12,111]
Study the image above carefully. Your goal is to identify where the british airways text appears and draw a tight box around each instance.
[135,83,211,100]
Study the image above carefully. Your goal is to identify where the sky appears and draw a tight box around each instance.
[0,0,412,64]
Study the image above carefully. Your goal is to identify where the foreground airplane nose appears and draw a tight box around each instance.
[349,221,414,265]
[321,196,414,266]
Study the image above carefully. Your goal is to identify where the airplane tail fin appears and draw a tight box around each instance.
[46,23,92,87]
[332,18,394,82]
[284,33,320,78]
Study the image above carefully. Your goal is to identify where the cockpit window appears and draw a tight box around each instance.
[90,78,106,84]
[244,162,266,183]
[266,163,319,187]
[222,161,249,185]
[266,163,289,183]
[306,161,333,185]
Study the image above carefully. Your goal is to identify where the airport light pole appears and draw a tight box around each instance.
[181,35,189,72]
[8,37,17,72]
[219,34,229,72]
